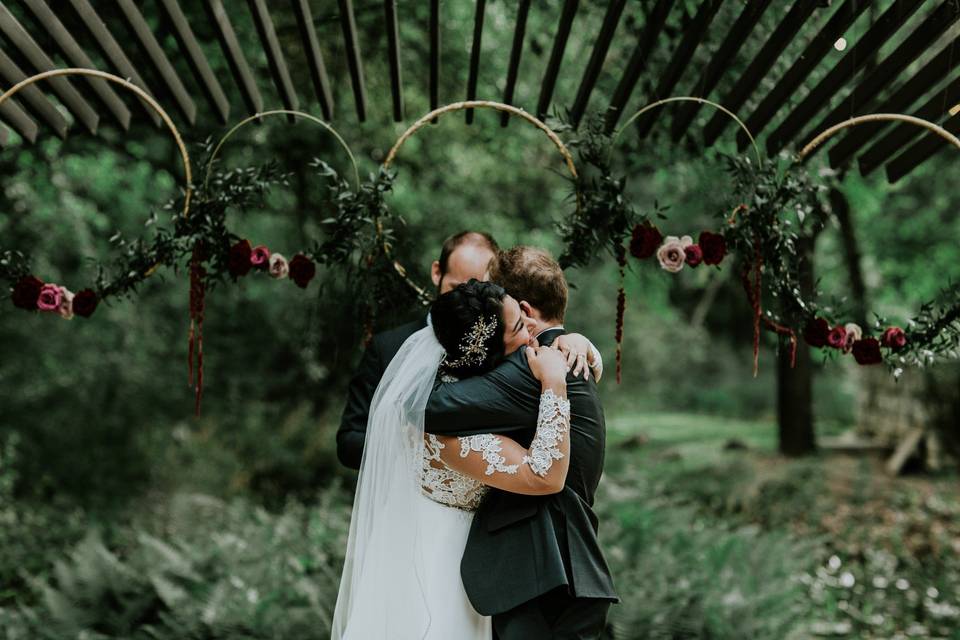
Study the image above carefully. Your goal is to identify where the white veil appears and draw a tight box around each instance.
[331,325,445,640]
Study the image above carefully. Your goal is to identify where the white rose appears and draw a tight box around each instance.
[58,286,75,320]
[656,238,687,273]
[269,253,289,279]
[842,322,862,353]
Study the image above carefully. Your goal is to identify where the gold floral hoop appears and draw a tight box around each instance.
[611,96,763,166]
[381,100,581,304]
[203,109,360,191]
[798,113,960,161]
[1,68,191,281]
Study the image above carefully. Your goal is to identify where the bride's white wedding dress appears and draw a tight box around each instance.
[331,327,570,640]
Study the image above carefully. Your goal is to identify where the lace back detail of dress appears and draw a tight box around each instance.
[421,434,488,512]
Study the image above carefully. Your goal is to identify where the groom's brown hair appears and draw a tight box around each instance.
[489,246,567,322]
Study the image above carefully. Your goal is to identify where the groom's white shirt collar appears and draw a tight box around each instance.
[535,325,563,339]
[425,312,432,328]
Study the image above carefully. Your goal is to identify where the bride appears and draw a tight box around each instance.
[332,279,573,639]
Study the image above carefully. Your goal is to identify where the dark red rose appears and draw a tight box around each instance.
[852,337,883,365]
[699,231,727,265]
[289,254,316,289]
[826,325,847,349]
[683,244,703,267]
[803,317,830,348]
[72,288,99,318]
[228,239,253,277]
[629,222,662,260]
[881,326,907,351]
[11,275,43,310]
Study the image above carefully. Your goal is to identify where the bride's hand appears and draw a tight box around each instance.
[525,345,567,394]
[553,333,591,379]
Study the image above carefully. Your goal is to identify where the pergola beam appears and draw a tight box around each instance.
[569,0,625,128]
[536,0,578,121]
[739,0,871,151]
[67,0,162,127]
[430,0,440,116]
[604,0,669,133]
[671,0,773,142]
[0,2,99,134]
[204,0,263,117]
[383,0,404,121]
[158,0,231,124]
[0,92,37,143]
[338,0,368,122]
[116,0,197,125]
[292,0,333,120]
[633,0,724,140]
[248,0,300,119]
[829,33,960,168]
[885,114,960,183]
[20,0,131,130]
[465,0,486,124]
[768,0,927,156]
[858,74,960,175]
[0,44,67,138]
[500,0,531,127]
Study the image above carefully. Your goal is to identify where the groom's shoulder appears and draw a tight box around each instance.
[373,317,428,357]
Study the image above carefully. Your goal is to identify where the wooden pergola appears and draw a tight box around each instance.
[1,1,959,183]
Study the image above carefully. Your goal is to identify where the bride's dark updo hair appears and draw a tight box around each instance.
[431,279,507,378]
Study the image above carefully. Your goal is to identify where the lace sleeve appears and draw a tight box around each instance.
[433,389,572,495]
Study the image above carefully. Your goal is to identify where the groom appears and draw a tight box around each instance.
[424,246,618,640]
[337,230,499,469]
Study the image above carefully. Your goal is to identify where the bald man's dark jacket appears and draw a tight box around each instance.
[337,317,427,469]
[424,327,617,616]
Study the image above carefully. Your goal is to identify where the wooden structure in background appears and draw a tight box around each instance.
[0,1,957,180]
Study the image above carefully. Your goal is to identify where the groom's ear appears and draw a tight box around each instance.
[519,300,534,317]
[431,261,442,287]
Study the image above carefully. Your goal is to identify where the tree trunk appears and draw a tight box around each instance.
[777,235,818,456]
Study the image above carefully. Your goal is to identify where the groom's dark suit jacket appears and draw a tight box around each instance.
[424,327,618,616]
[337,317,427,469]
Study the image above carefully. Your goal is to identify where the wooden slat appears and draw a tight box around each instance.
[829,34,960,168]
[204,0,263,117]
[465,0,486,124]
[430,0,440,117]
[248,0,299,119]
[158,0,230,124]
[115,0,197,124]
[0,48,67,138]
[20,0,131,130]
[670,0,773,142]
[337,0,368,122]
[885,114,960,183]
[634,0,724,140]
[292,0,333,120]
[770,0,933,156]
[569,0,626,128]
[603,0,669,133]
[67,0,162,127]
[704,0,819,147]
[0,2,99,134]
[858,75,960,175]
[0,93,38,143]
[0,124,7,147]
[383,0,404,121]
[536,0,578,120]
[738,0,872,151]
[500,0,531,127]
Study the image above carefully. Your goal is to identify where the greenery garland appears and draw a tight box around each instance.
[560,115,960,377]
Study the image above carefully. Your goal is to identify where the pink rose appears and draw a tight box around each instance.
[250,245,271,268]
[268,253,289,279]
[37,283,63,311]
[826,325,847,350]
[841,322,862,353]
[684,244,703,267]
[58,286,75,320]
[881,326,907,351]
[656,236,688,273]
